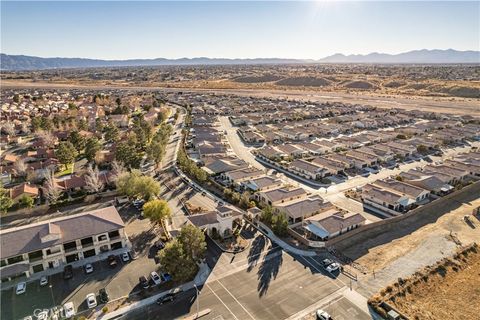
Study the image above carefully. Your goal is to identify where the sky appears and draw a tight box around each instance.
[1,1,479,60]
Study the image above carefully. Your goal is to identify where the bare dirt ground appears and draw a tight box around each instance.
[369,244,480,320]
[351,194,480,297]
[2,80,479,115]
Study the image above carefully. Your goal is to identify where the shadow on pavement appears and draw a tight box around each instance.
[257,249,283,297]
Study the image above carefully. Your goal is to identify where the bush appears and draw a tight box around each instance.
[102,307,109,313]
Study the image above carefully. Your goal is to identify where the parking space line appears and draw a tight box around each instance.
[215,279,256,320]
[299,256,344,289]
[205,283,239,320]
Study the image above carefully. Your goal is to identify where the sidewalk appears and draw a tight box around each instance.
[98,263,211,320]
[254,221,317,257]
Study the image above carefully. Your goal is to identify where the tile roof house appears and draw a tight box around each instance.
[255,187,308,206]
[9,183,39,202]
[302,208,366,241]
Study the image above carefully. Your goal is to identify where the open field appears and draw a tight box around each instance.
[369,244,480,320]
[2,80,479,115]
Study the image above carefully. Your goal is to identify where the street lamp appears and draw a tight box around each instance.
[194,284,200,319]
[49,284,55,307]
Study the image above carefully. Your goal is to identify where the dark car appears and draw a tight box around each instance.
[156,293,175,305]
[139,276,149,289]
[107,255,118,268]
[155,240,165,250]
[63,265,73,280]
[99,288,109,303]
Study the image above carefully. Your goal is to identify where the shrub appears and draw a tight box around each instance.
[102,307,109,313]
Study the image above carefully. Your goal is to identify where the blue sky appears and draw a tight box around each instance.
[1,1,479,59]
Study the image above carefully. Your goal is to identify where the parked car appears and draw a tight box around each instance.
[84,263,94,274]
[107,255,118,268]
[326,262,341,274]
[321,258,334,267]
[63,302,75,318]
[161,272,172,282]
[39,276,48,287]
[16,282,26,295]
[316,309,333,320]
[132,199,145,209]
[151,271,162,285]
[63,265,73,280]
[154,240,165,249]
[156,293,175,305]
[121,252,130,262]
[86,293,97,309]
[139,276,149,289]
[99,288,109,303]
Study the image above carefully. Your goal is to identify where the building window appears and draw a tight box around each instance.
[46,247,61,256]
[65,253,79,263]
[108,230,120,240]
[32,264,44,273]
[83,249,96,258]
[110,242,123,250]
[28,250,43,262]
[81,237,94,247]
[1,260,7,267]
[7,255,24,264]
[97,234,108,242]
[63,241,77,253]
[99,245,110,253]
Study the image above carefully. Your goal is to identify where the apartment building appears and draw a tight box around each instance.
[0,206,129,283]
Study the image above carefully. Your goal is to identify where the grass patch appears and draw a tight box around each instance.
[55,163,74,177]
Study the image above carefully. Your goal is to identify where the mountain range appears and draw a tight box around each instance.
[1,49,479,70]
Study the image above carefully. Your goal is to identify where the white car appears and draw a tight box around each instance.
[316,309,332,320]
[63,302,75,318]
[16,282,26,295]
[150,271,162,285]
[326,262,341,273]
[84,263,94,274]
[86,293,97,309]
[122,252,130,262]
[39,276,48,286]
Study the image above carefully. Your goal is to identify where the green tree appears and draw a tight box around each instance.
[104,122,119,142]
[146,140,166,168]
[85,137,101,163]
[177,225,206,261]
[31,118,42,132]
[68,131,86,152]
[116,140,142,169]
[0,187,13,213]
[19,195,34,208]
[40,118,53,131]
[116,170,160,200]
[272,213,288,236]
[77,119,88,131]
[157,239,198,283]
[239,191,252,209]
[95,118,104,132]
[260,206,273,224]
[143,199,171,225]
[56,141,78,169]
[158,110,168,123]
[417,145,428,154]
[68,102,77,110]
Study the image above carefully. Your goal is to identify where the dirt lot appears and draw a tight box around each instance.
[370,244,480,320]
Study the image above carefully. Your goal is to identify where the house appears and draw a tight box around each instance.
[399,171,453,195]
[255,187,308,206]
[361,183,410,216]
[0,206,129,281]
[197,141,227,158]
[221,167,264,187]
[108,114,129,128]
[276,144,307,159]
[9,183,39,203]
[187,206,242,238]
[242,176,283,192]
[289,159,329,180]
[203,157,249,175]
[303,208,366,241]
[274,196,332,224]
[373,179,430,206]
[423,165,469,184]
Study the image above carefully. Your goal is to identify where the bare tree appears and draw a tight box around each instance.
[85,164,104,193]
[1,122,15,136]
[20,122,31,134]
[14,158,27,177]
[37,130,56,146]
[43,170,61,204]
[110,160,126,186]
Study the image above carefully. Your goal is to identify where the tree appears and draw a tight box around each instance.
[40,118,54,131]
[14,158,27,178]
[157,239,198,283]
[260,205,273,224]
[95,118,104,132]
[68,131,86,152]
[417,145,428,154]
[143,199,171,225]
[177,224,206,261]
[37,130,56,146]
[0,187,13,213]
[77,119,88,131]
[56,141,78,169]
[110,161,126,186]
[84,164,104,193]
[116,140,142,169]
[19,195,34,208]
[31,117,42,132]
[132,116,153,150]
[239,191,252,209]
[146,140,165,168]
[158,110,168,123]
[43,170,61,204]
[104,122,119,142]
[272,213,288,236]
[2,122,15,136]
[85,137,101,163]
[116,170,160,200]
[68,102,77,110]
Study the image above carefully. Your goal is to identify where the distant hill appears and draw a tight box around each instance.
[318,49,480,64]
[1,49,479,70]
